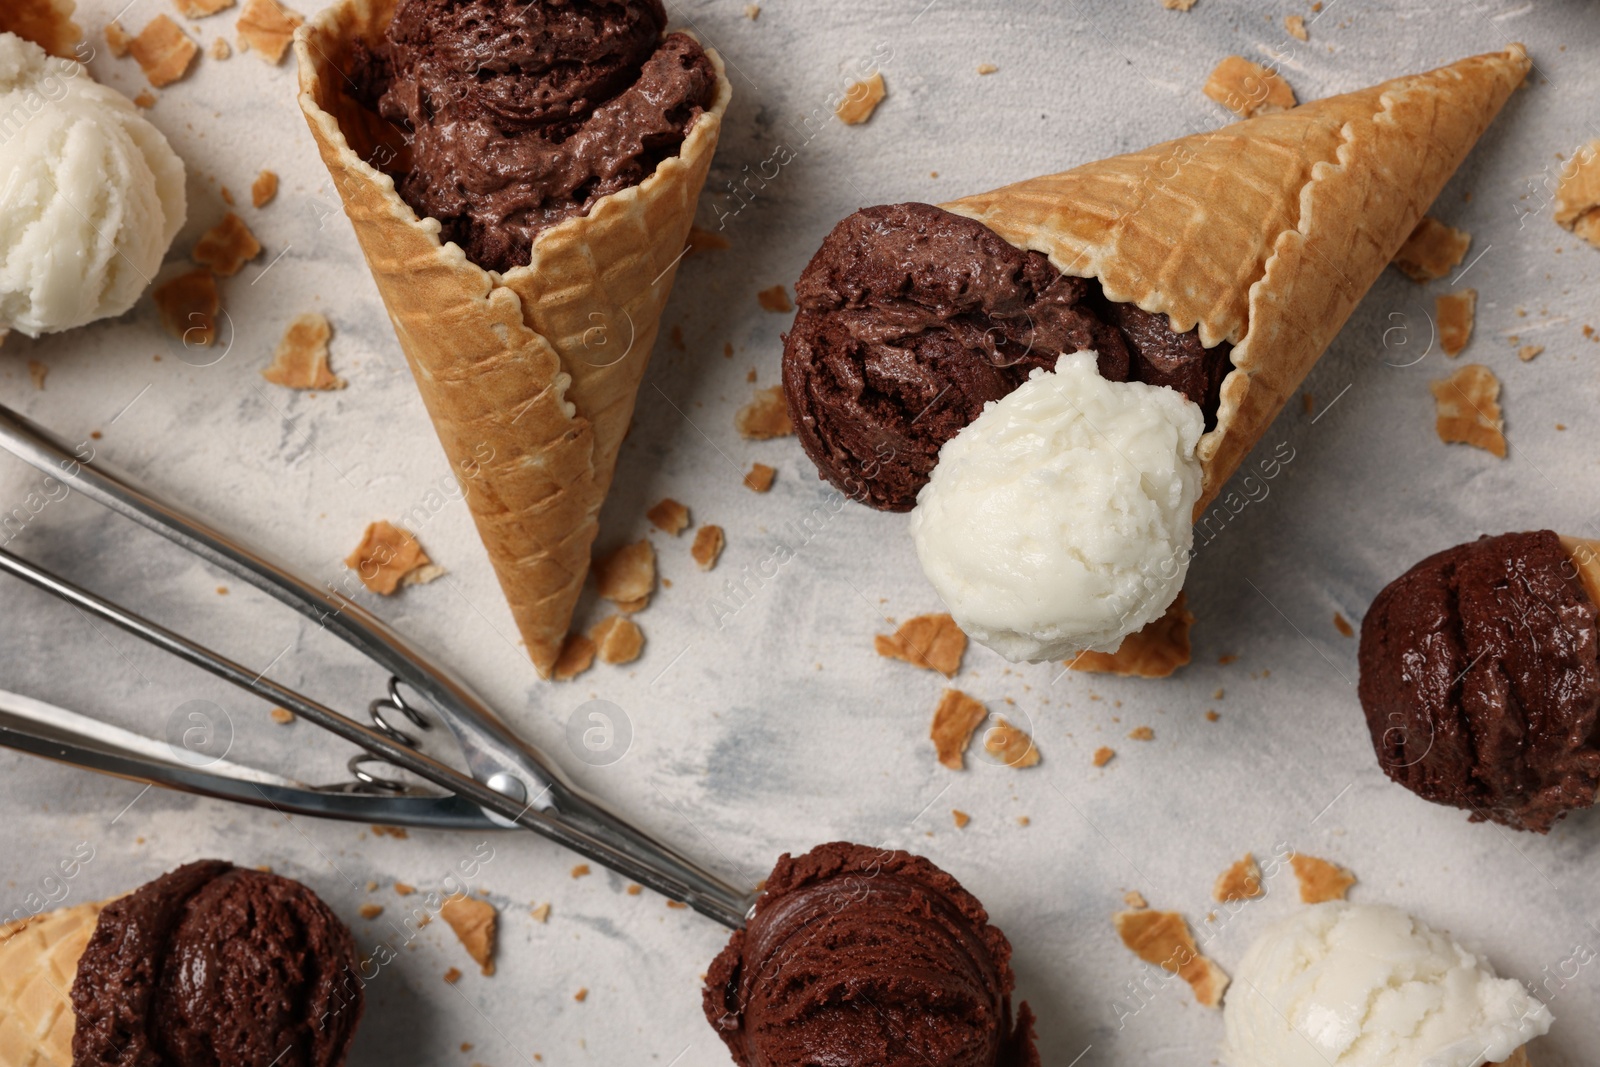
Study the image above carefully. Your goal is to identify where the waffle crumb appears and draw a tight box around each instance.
[646,498,690,535]
[1333,612,1354,637]
[626,884,642,896]
[951,809,970,829]
[552,633,597,682]
[571,865,591,879]
[1093,747,1115,767]
[252,169,278,207]
[1214,854,1264,902]
[976,63,998,75]
[394,883,415,896]
[25,361,46,390]
[209,36,230,59]
[1302,392,1314,415]
[152,269,220,346]
[345,521,432,596]
[358,904,383,919]
[1284,13,1308,39]
[128,15,197,87]
[1518,344,1544,362]
[594,540,655,607]
[574,987,588,1002]
[1392,217,1471,282]
[104,21,132,56]
[985,716,1040,769]
[237,0,301,63]
[440,896,496,976]
[1291,853,1356,904]
[1203,55,1295,117]
[1113,909,1229,1007]
[269,707,294,724]
[1128,726,1155,742]
[756,285,793,313]
[263,313,345,391]
[744,462,776,492]
[590,615,644,665]
[930,689,987,770]
[1436,289,1477,356]
[443,967,461,984]
[736,386,793,439]
[1431,364,1505,458]
[876,613,967,677]
[1069,593,1193,678]
[1554,140,1600,248]
[175,0,233,16]
[1206,711,1220,722]
[1162,0,1196,9]
[370,825,408,839]
[836,72,886,125]
[1124,890,1147,909]
[193,212,262,277]
[132,89,155,108]
[744,3,760,18]
[691,524,725,570]
[531,903,550,922]
[685,226,730,253]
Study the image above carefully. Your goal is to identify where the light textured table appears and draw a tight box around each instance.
[3,1,1598,1063]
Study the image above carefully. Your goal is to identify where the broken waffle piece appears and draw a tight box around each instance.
[439,895,497,977]
[552,633,597,682]
[1392,216,1471,282]
[209,36,231,59]
[1436,289,1476,356]
[836,72,886,125]
[26,361,46,390]
[930,689,987,771]
[128,15,198,87]
[646,498,690,535]
[1113,909,1229,1008]
[736,385,793,439]
[744,462,776,492]
[590,615,644,665]
[174,0,235,16]
[1554,140,1600,248]
[1291,853,1356,904]
[345,521,432,596]
[252,169,279,208]
[1431,364,1505,458]
[152,269,220,346]
[1163,0,1196,8]
[193,213,262,277]
[691,524,725,570]
[1214,854,1264,903]
[104,21,132,56]
[951,809,970,829]
[1518,344,1544,362]
[756,285,793,313]
[876,613,967,677]
[1069,593,1193,678]
[1093,747,1115,767]
[685,226,730,253]
[262,313,345,391]
[1284,14,1308,40]
[594,540,655,607]
[236,0,302,62]
[1203,56,1295,118]
[984,716,1040,769]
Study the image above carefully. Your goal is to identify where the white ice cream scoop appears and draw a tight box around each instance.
[909,351,1203,662]
[0,31,186,338]
[1224,903,1551,1067]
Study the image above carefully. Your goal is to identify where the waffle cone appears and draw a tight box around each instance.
[0,901,105,1067]
[294,2,732,676]
[943,46,1529,514]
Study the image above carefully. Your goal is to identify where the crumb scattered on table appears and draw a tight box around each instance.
[1127,726,1154,742]
[1162,0,1196,9]
[237,0,302,63]
[209,36,231,59]
[646,498,690,535]
[1333,612,1354,638]
[440,896,496,976]
[1436,289,1476,356]
[531,902,550,922]
[128,15,198,87]
[269,707,295,724]
[194,212,262,277]
[1284,14,1308,39]
[744,462,776,492]
[152,269,220,346]
[345,521,433,595]
[132,89,155,108]
[590,615,644,665]
[26,361,46,390]
[104,21,132,56]
[1203,55,1295,118]
[358,903,383,919]
[985,716,1040,769]
[263,312,345,391]
[976,63,998,75]
[1518,344,1543,362]
[1431,364,1505,458]
[951,809,970,829]
[876,613,967,677]
[1124,890,1148,909]
[1093,747,1115,767]
[931,689,987,770]
[571,864,591,879]
[691,525,725,570]
[685,225,730,254]
[1291,853,1356,904]
[252,169,278,207]
[1213,854,1264,902]
[736,386,793,439]
[836,72,886,125]
[442,967,461,984]
[594,540,655,608]
[756,285,792,313]
[1113,909,1229,1007]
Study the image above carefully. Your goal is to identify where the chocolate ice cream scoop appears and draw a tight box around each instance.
[781,202,1230,511]
[355,0,718,273]
[704,842,1038,1067]
[1359,530,1600,833]
[70,860,363,1066]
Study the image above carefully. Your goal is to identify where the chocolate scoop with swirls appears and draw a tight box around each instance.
[782,202,1232,510]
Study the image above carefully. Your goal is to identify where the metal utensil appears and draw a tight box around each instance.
[0,402,756,930]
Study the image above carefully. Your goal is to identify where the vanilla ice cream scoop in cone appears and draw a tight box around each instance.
[784,48,1529,664]
[0,860,362,1067]
[1224,903,1550,1067]
[296,0,731,676]
[1359,530,1600,833]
